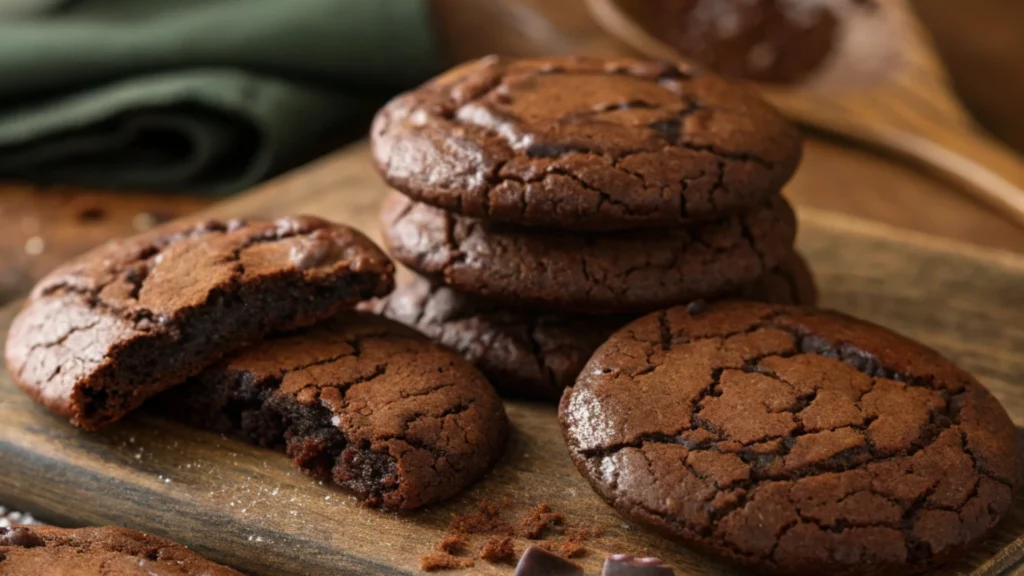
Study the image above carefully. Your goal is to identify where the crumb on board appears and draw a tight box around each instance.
[448,499,514,535]
[519,503,565,539]
[420,553,475,572]
[480,535,517,564]
[424,500,604,570]
[438,535,468,555]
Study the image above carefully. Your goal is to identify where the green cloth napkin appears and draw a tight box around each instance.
[0,0,442,194]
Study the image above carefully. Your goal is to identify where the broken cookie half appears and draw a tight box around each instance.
[162,313,509,510]
[5,216,394,430]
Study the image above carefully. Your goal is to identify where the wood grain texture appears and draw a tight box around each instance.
[0,183,214,305]
[1,143,1023,575]
[911,0,1024,154]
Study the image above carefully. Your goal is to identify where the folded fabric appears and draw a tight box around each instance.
[0,0,442,194]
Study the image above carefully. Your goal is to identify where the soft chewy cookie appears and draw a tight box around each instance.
[163,313,508,510]
[364,255,814,400]
[372,55,802,231]
[381,191,796,313]
[560,301,1020,576]
[5,216,393,430]
[0,525,242,575]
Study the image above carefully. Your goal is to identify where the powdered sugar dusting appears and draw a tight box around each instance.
[0,506,38,528]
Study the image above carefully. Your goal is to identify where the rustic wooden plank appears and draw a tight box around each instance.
[1,150,1023,574]
[0,183,214,305]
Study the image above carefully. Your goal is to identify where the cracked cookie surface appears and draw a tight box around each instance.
[372,55,801,231]
[363,255,814,400]
[0,525,242,575]
[162,313,508,510]
[560,301,1020,576]
[380,190,796,313]
[4,216,394,430]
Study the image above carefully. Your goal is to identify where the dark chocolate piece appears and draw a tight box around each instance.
[602,554,674,575]
[513,545,583,576]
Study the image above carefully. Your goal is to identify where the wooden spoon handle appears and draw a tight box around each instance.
[585,0,1024,230]
[769,93,1024,229]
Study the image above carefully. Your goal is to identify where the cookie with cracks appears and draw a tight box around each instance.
[162,313,508,510]
[560,301,1020,575]
[5,216,394,430]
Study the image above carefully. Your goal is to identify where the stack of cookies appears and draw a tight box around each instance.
[368,55,812,400]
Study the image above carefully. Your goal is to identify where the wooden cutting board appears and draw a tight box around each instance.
[1,144,1023,576]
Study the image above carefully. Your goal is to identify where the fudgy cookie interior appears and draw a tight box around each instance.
[162,314,508,510]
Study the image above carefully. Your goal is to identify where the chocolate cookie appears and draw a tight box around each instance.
[381,191,796,313]
[162,313,508,510]
[639,0,907,88]
[0,525,241,575]
[372,55,801,230]
[5,216,393,430]
[364,255,814,400]
[560,301,1020,576]
[362,276,627,400]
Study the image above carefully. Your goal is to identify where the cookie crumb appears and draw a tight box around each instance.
[519,503,565,539]
[480,535,516,564]
[556,527,603,559]
[559,540,586,558]
[449,499,514,535]
[420,553,475,572]
[437,535,468,555]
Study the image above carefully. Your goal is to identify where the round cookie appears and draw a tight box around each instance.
[560,301,1020,576]
[4,216,394,430]
[0,525,242,575]
[638,0,908,88]
[362,276,629,401]
[372,55,802,231]
[363,254,815,400]
[162,313,508,510]
[380,190,796,313]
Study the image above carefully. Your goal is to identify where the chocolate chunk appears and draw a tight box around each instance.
[514,545,583,576]
[685,299,709,315]
[602,554,674,575]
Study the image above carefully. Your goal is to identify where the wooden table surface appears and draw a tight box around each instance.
[3,143,1024,576]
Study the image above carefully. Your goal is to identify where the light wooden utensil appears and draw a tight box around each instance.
[585,0,1024,228]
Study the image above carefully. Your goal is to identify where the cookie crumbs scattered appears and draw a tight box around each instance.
[420,553,475,572]
[425,501,598,570]
[519,503,565,539]
[437,535,468,555]
[480,535,517,564]
[448,499,514,535]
